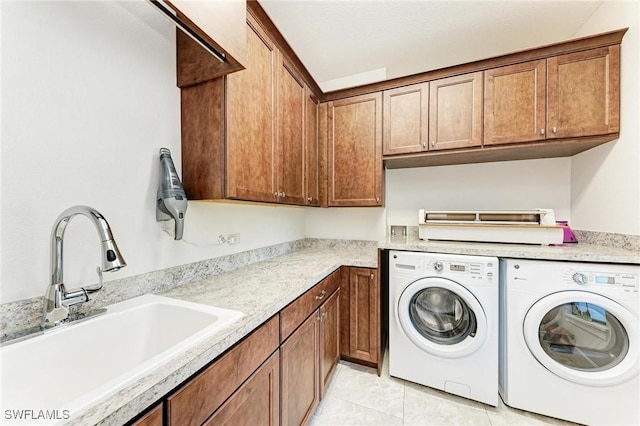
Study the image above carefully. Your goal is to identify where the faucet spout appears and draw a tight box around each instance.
[42,206,126,329]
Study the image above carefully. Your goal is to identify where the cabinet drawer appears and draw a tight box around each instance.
[167,316,279,426]
[280,269,340,342]
[203,351,280,426]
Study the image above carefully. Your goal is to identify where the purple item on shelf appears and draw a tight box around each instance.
[556,221,578,243]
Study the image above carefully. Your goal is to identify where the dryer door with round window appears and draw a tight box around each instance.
[523,290,639,386]
[397,277,487,358]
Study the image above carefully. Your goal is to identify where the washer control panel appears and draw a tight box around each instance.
[428,259,496,283]
[566,269,638,290]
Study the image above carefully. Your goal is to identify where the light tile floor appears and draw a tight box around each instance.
[310,355,578,426]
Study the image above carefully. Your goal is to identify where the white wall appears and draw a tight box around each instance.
[0,1,305,303]
[570,1,640,235]
[384,158,572,230]
[304,207,386,240]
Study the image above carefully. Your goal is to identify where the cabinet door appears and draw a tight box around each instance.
[319,289,340,399]
[204,351,280,426]
[349,268,379,364]
[131,403,162,426]
[277,57,306,205]
[382,83,429,155]
[547,45,620,139]
[429,72,483,150]
[305,90,320,206]
[226,15,277,202]
[484,60,546,145]
[280,312,319,426]
[328,93,383,206]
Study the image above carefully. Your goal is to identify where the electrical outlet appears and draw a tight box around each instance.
[227,233,240,245]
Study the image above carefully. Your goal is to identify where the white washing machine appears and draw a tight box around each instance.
[389,251,499,406]
[500,259,639,425]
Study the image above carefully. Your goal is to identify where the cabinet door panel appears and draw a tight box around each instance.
[305,91,320,206]
[328,93,382,206]
[349,268,379,363]
[280,312,319,426]
[319,290,340,399]
[278,59,306,205]
[204,351,279,426]
[429,72,483,150]
[548,45,620,138]
[484,60,546,145]
[383,84,429,155]
[226,16,277,202]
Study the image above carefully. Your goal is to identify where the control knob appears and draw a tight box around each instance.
[572,272,588,285]
[434,261,444,272]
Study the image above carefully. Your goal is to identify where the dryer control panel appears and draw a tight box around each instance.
[566,269,638,291]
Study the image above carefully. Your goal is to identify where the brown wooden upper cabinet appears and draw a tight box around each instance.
[168,0,247,87]
[181,12,310,205]
[305,90,321,206]
[277,58,306,205]
[484,60,547,145]
[429,72,483,151]
[327,93,383,207]
[225,14,278,203]
[382,72,482,155]
[547,46,620,139]
[382,83,428,155]
[485,46,620,146]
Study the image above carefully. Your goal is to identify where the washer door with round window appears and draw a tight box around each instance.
[397,277,487,358]
[524,290,639,386]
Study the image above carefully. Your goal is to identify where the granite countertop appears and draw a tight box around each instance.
[72,244,377,426]
[379,235,640,264]
[40,237,640,424]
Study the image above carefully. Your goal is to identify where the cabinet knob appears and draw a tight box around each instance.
[274,192,278,197]
[370,273,374,280]
[431,141,436,147]
[307,197,312,202]
[552,127,557,134]
[422,141,427,148]
[540,129,545,135]
[375,197,380,203]
[315,290,327,300]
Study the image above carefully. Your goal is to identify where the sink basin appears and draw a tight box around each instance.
[0,294,243,424]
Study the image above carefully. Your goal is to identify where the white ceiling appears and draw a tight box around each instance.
[258,0,605,92]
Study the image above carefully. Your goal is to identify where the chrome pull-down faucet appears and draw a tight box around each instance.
[42,206,126,329]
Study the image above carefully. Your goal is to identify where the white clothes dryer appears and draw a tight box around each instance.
[500,259,639,425]
[389,251,499,406]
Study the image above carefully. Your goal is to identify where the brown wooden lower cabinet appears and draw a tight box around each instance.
[340,267,380,369]
[319,289,340,399]
[127,268,371,426]
[204,351,280,426]
[130,403,162,426]
[280,311,320,426]
[280,270,341,426]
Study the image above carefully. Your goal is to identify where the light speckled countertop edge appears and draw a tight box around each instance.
[71,248,377,426]
[378,236,640,264]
